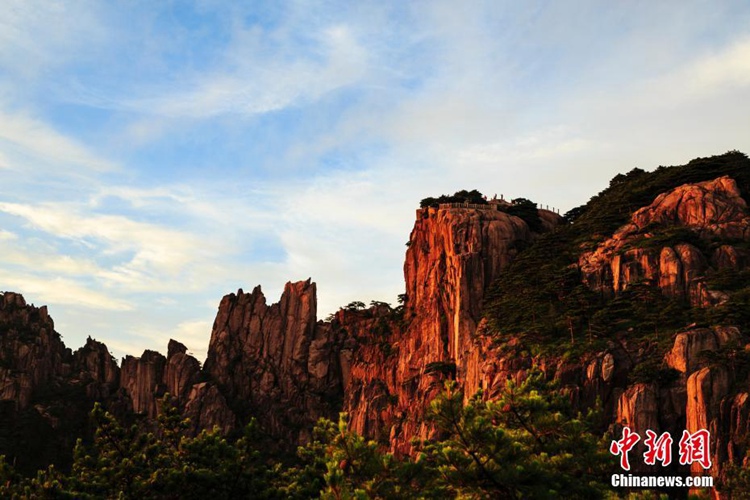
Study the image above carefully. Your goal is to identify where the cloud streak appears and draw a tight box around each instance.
[0,108,118,173]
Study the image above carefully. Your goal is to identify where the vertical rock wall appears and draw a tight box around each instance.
[204,279,345,444]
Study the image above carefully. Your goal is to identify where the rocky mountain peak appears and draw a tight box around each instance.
[203,278,344,444]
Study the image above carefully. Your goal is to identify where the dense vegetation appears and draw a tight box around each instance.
[484,151,750,360]
[0,374,622,499]
[502,197,543,232]
[419,189,487,208]
[419,189,545,233]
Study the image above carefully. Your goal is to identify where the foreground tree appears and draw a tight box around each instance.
[68,401,285,499]
[0,398,287,499]
[421,372,614,499]
[0,376,656,499]
[283,415,442,499]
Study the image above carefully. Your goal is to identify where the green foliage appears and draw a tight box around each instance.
[298,415,443,499]
[628,356,680,386]
[421,371,614,499]
[504,197,544,232]
[5,151,750,498]
[622,225,707,253]
[701,287,750,327]
[369,300,392,309]
[419,189,487,208]
[0,455,20,498]
[572,151,750,242]
[288,370,614,499]
[485,151,750,356]
[696,345,750,388]
[706,268,750,292]
[0,398,288,499]
[720,462,750,499]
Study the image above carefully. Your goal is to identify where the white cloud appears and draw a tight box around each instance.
[0,1,107,79]
[84,23,369,121]
[648,36,750,102]
[0,229,16,241]
[0,0,749,363]
[0,271,132,311]
[0,201,214,293]
[0,108,118,173]
[0,246,101,277]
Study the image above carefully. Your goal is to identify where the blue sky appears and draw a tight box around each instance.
[1,1,749,361]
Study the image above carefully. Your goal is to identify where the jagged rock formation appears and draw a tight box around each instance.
[0,290,222,472]
[580,176,750,306]
[339,173,750,490]
[165,339,201,401]
[0,293,85,474]
[204,279,345,444]
[71,337,119,400]
[183,381,235,435]
[120,350,167,418]
[0,293,68,410]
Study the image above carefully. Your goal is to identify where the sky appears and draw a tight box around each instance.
[1,1,749,362]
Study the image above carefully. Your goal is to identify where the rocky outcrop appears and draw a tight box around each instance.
[204,279,345,444]
[0,292,69,410]
[183,382,235,435]
[3,168,750,493]
[120,350,167,418]
[580,176,750,306]
[0,293,95,474]
[664,326,742,374]
[345,206,563,454]
[616,383,660,435]
[631,176,750,239]
[71,337,119,400]
[164,339,201,401]
[687,367,730,477]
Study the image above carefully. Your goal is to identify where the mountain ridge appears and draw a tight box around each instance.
[1,150,750,496]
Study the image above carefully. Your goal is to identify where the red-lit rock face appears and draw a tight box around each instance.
[345,206,562,454]
[580,176,750,305]
[204,279,345,444]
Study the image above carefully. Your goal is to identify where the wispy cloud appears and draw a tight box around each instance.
[0,202,199,271]
[0,1,107,80]
[138,26,366,119]
[0,271,132,311]
[0,108,117,173]
[644,36,750,102]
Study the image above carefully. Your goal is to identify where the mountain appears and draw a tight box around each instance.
[1,151,749,495]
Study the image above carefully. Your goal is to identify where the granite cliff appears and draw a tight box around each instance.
[1,151,750,495]
[204,280,344,444]
[341,204,563,453]
[580,176,750,306]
